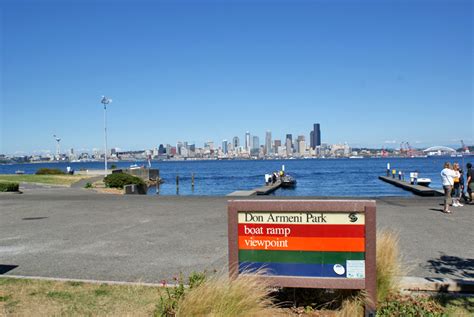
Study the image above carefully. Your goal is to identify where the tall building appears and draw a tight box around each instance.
[285,134,293,156]
[311,123,321,149]
[222,139,228,154]
[297,135,306,155]
[252,136,259,150]
[274,139,281,153]
[158,144,166,154]
[245,131,251,151]
[177,141,183,155]
[265,131,272,155]
[233,136,240,149]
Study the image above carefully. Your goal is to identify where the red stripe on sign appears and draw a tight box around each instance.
[238,224,365,238]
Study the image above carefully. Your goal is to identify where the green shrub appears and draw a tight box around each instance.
[0,182,20,192]
[36,168,65,175]
[377,294,444,316]
[84,182,93,189]
[103,173,145,189]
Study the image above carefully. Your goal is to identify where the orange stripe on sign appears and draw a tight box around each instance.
[238,236,365,252]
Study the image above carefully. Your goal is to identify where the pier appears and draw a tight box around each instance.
[379,176,444,197]
[227,181,282,197]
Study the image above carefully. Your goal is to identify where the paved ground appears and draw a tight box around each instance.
[0,187,473,283]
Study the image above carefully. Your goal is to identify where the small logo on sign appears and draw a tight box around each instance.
[333,264,345,275]
[348,213,358,223]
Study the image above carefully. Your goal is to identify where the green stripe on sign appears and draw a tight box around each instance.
[239,250,365,264]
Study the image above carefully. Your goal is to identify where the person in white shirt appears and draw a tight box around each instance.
[440,162,460,213]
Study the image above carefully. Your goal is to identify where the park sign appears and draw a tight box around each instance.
[228,200,376,312]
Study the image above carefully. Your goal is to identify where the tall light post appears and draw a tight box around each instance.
[101,96,112,174]
[53,134,61,161]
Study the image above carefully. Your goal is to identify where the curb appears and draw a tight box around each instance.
[2,274,473,293]
[400,276,474,293]
[0,274,177,288]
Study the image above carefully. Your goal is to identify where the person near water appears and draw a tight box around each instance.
[440,162,460,213]
[386,163,391,176]
[467,163,473,203]
[452,163,463,207]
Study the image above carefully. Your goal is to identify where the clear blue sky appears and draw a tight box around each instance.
[1,0,472,154]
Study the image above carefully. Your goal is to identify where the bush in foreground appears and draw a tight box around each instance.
[35,168,65,175]
[176,272,282,317]
[0,182,19,192]
[376,229,403,303]
[103,173,145,189]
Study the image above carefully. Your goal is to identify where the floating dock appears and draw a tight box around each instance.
[227,181,282,197]
[379,176,444,196]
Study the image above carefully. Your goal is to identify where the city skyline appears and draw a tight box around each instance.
[1,0,472,154]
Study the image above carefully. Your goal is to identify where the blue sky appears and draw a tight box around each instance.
[1,0,472,154]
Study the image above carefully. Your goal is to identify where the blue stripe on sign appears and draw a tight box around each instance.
[239,262,348,278]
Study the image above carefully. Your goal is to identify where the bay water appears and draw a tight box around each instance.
[1,157,471,196]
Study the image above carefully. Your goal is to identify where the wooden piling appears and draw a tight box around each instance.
[176,175,179,195]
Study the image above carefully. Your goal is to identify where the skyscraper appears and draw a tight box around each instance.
[311,123,321,149]
[252,136,259,149]
[285,134,293,156]
[297,135,305,155]
[245,131,251,151]
[233,136,240,148]
[222,139,228,154]
[265,131,272,155]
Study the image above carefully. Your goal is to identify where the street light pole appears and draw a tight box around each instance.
[101,96,112,174]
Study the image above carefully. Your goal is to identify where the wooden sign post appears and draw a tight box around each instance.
[228,200,376,316]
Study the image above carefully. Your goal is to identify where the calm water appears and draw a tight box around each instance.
[1,157,471,196]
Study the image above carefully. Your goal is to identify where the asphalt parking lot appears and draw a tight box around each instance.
[1,188,473,282]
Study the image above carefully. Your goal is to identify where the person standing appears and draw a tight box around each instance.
[386,163,391,176]
[440,162,459,213]
[467,163,473,203]
[452,163,463,207]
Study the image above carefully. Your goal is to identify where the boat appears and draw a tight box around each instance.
[280,175,297,187]
[15,170,25,174]
[416,178,431,187]
[349,156,364,159]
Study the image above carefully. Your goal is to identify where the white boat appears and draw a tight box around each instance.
[349,156,364,159]
[416,178,431,187]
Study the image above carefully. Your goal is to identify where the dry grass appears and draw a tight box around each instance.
[376,229,404,303]
[336,229,403,316]
[176,273,286,317]
[336,296,364,317]
[0,174,89,186]
[0,277,160,316]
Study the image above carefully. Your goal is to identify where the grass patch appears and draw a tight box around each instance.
[0,174,88,186]
[0,277,161,316]
[0,295,11,302]
[47,290,74,300]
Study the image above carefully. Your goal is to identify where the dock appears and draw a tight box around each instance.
[227,181,282,197]
[379,176,444,197]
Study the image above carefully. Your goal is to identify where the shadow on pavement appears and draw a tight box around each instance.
[0,265,18,274]
[425,253,474,279]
